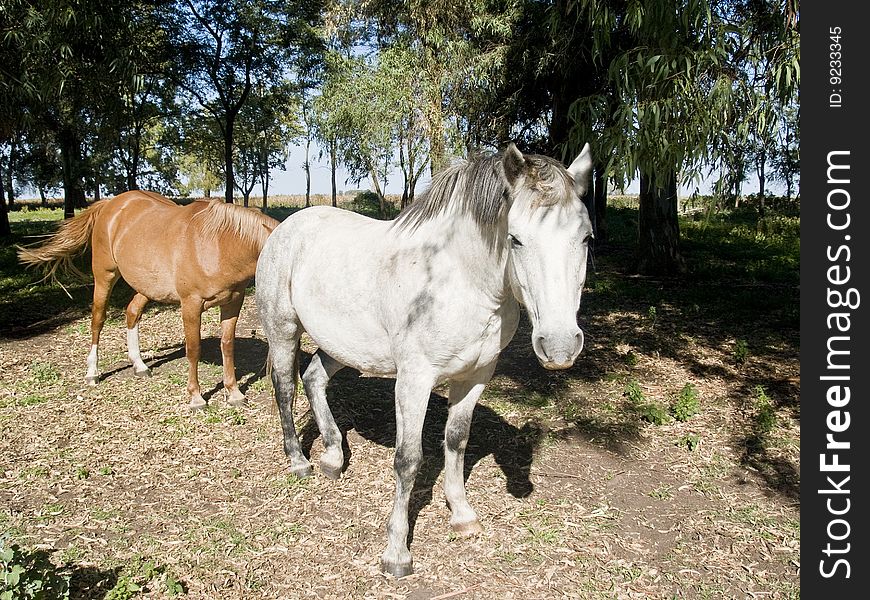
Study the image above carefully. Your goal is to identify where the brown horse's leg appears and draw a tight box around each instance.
[219,295,246,406]
[125,292,151,377]
[180,298,206,409]
[86,268,120,385]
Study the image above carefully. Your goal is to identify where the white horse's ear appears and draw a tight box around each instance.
[567,143,593,198]
[502,143,526,186]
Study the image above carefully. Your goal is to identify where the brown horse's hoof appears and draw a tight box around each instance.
[189,397,207,411]
[226,396,247,408]
[380,558,413,578]
[451,519,483,537]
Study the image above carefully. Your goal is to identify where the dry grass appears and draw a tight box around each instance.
[0,280,799,599]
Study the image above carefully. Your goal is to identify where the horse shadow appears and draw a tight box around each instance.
[99,336,269,401]
[295,355,545,543]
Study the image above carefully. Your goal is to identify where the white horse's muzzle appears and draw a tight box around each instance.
[533,328,584,370]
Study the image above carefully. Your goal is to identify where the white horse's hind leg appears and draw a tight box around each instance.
[301,350,345,479]
[444,362,496,536]
[381,372,434,578]
[270,336,313,478]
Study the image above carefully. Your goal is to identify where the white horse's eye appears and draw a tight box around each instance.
[583,232,594,245]
[508,234,524,247]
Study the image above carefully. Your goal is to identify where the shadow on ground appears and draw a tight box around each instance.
[292,352,545,544]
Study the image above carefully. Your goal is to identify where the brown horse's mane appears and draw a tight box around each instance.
[193,199,279,250]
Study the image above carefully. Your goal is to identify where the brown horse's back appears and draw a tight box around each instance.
[89,191,195,303]
[89,191,275,306]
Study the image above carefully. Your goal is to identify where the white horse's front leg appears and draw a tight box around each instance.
[381,372,433,578]
[444,362,497,535]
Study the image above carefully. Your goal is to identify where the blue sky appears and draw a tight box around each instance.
[268,140,786,198]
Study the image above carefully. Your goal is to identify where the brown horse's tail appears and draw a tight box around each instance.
[16,200,108,283]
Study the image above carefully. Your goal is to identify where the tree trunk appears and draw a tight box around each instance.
[367,159,386,218]
[304,135,311,208]
[636,169,685,275]
[126,142,140,190]
[756,149,766,215]
[261,173,269,211]
[592,164,608,245]
[60,130,88,219]
[399,133,409,209]
[5,140,16,208]
[223,115,236,204]
[0,159,11,237]
[39,187,48,207]
[329,140,337,208]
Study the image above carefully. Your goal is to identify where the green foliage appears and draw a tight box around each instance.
[28,362,60,386]
[624,379,670,425]
[648,485,673,500]
[676,434,700,451]
[104,555,184,599]
[623,379,645,404]
[164,573,186,596]
[0,541,70,600]
[733,339,749,364]
[753,386,777,434]
[671,383,700,422]
[345,191,397,219]
[104,574,142,600]
[635,402,671,426]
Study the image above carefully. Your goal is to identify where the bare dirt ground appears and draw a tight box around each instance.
[0,271,799,599]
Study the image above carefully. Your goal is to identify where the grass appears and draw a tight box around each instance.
[0,194,800,598]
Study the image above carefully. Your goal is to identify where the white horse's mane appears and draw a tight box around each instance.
[394,150,575,234]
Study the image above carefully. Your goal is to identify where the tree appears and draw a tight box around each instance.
[0,0,152,220]
[161,0,322,204]
[563,0,798,274]
[177,113,225,197]
[313,51,395,214]
[233,83,301,207]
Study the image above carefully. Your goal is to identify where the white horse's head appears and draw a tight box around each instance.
[502,143,594,370]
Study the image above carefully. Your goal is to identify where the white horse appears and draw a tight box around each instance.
[255,142,593,577]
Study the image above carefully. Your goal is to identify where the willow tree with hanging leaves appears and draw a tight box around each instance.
[565,0,799,274]
[0,0,150,222]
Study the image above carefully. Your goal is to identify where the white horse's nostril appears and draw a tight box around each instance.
[575,330,585,354]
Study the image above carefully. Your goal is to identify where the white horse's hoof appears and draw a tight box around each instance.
[134,368,152,378]
[85,375,99,386]
[320,461,343,480]
[380,558,413,578]
[290,463,313,479]
[451,519,483,537]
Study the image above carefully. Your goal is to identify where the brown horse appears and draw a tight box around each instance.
[18,190,279,408]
